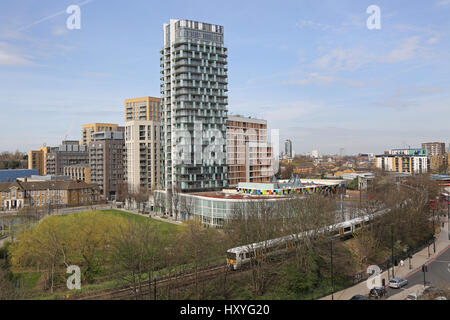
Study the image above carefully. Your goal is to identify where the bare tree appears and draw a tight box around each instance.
[224,200,283,296]
[111,220,146,300]
[134,186,149,214]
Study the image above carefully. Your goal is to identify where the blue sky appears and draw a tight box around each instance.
[1,0,449,155]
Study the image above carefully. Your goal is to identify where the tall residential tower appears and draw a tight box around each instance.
[161,19,228,192]
[124,97,162,193]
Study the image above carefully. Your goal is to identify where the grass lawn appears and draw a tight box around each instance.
[12,272,42,291]
[97,209,183,236]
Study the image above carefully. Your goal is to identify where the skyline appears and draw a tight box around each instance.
[1,0,449,154]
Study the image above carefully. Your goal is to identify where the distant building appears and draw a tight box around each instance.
[376,154,428,174]
[422,142,445,156]
[429,154,448,172]
[89,130,125,200]
[293,166,314,175]
[125,97,161,121]
[46,141,89,176]
[227,115,273,186]
[311,150,319,159]
[284,140,293,158]
[0,169,39,183]
[81,123,119,146]
[0,179,101,211]
[28,146,51,175]
[388,148,428,156]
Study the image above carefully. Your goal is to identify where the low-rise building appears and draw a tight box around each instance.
[153,179,343,227]
[63,165,90,183]
[429,154,448,173]
[0,179,101,211]
[376,154,429,174]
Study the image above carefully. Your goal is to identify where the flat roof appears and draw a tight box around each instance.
[190,192,286,200]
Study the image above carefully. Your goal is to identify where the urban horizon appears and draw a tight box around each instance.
[1,0,449,155]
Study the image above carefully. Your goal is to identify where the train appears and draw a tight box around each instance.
[226,208,389,270]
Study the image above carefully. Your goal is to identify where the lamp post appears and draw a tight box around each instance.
[391,225,395,278]
[153,274,158,300]
[330,239,334,300]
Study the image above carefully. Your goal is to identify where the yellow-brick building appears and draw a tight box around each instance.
[125,97,161,121]
[0,180,101,211]
[81,123,119,146]
[28,146,51,175]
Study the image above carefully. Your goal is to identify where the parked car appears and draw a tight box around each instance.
[389,277,408,289]
[406,291,423,300]
[350,294,366,300]
[369,287,387,299]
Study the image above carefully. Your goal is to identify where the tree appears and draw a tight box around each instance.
[177,220,225,299]
[180,195,195,221]
[224,200,284,296]
[116,182,132,205]
[134,186,150,214]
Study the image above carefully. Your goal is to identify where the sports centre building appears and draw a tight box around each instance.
[153,178,345,227]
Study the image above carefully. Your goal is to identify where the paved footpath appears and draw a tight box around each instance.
[321,221,450,300]
[118,208,183,226]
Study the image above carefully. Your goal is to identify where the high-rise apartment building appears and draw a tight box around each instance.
[28,146,51,175]
[81,123,119,146]
[125,97,161,121]
[125,120,161,193]
[422,142,445,156]
[161,19,228,192]
[46,141,89,176]
[124,97,162,194]
[89,130,125,200]
[284,140,293,158]
[227,115,272,186]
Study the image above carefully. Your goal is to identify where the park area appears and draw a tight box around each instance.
[0,209,195,299]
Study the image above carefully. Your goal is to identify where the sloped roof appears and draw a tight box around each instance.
[0,180,99,192]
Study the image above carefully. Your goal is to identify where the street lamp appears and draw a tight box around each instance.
[153,274,158,300]
[330,238,334,300]
[391,225,395,278]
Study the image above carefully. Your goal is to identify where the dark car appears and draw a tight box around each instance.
[369,287,387,299]
[350,294,366,300]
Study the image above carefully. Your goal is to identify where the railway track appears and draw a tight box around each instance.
[74,264,229,300]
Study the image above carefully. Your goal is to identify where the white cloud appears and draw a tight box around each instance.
[295,19,333,31]
[313,37,424,72]
[436,0,450,6]
[283,72,365,87]
[0,42,36,66]
[381,36,420,63]
[52,26,68,36]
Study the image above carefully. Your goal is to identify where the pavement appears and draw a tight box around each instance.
[321,220,450,300]
[118,208,184,226]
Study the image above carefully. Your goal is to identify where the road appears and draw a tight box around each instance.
[386,246,450,298]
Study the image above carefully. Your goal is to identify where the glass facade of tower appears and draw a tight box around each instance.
[161,19,228,191]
